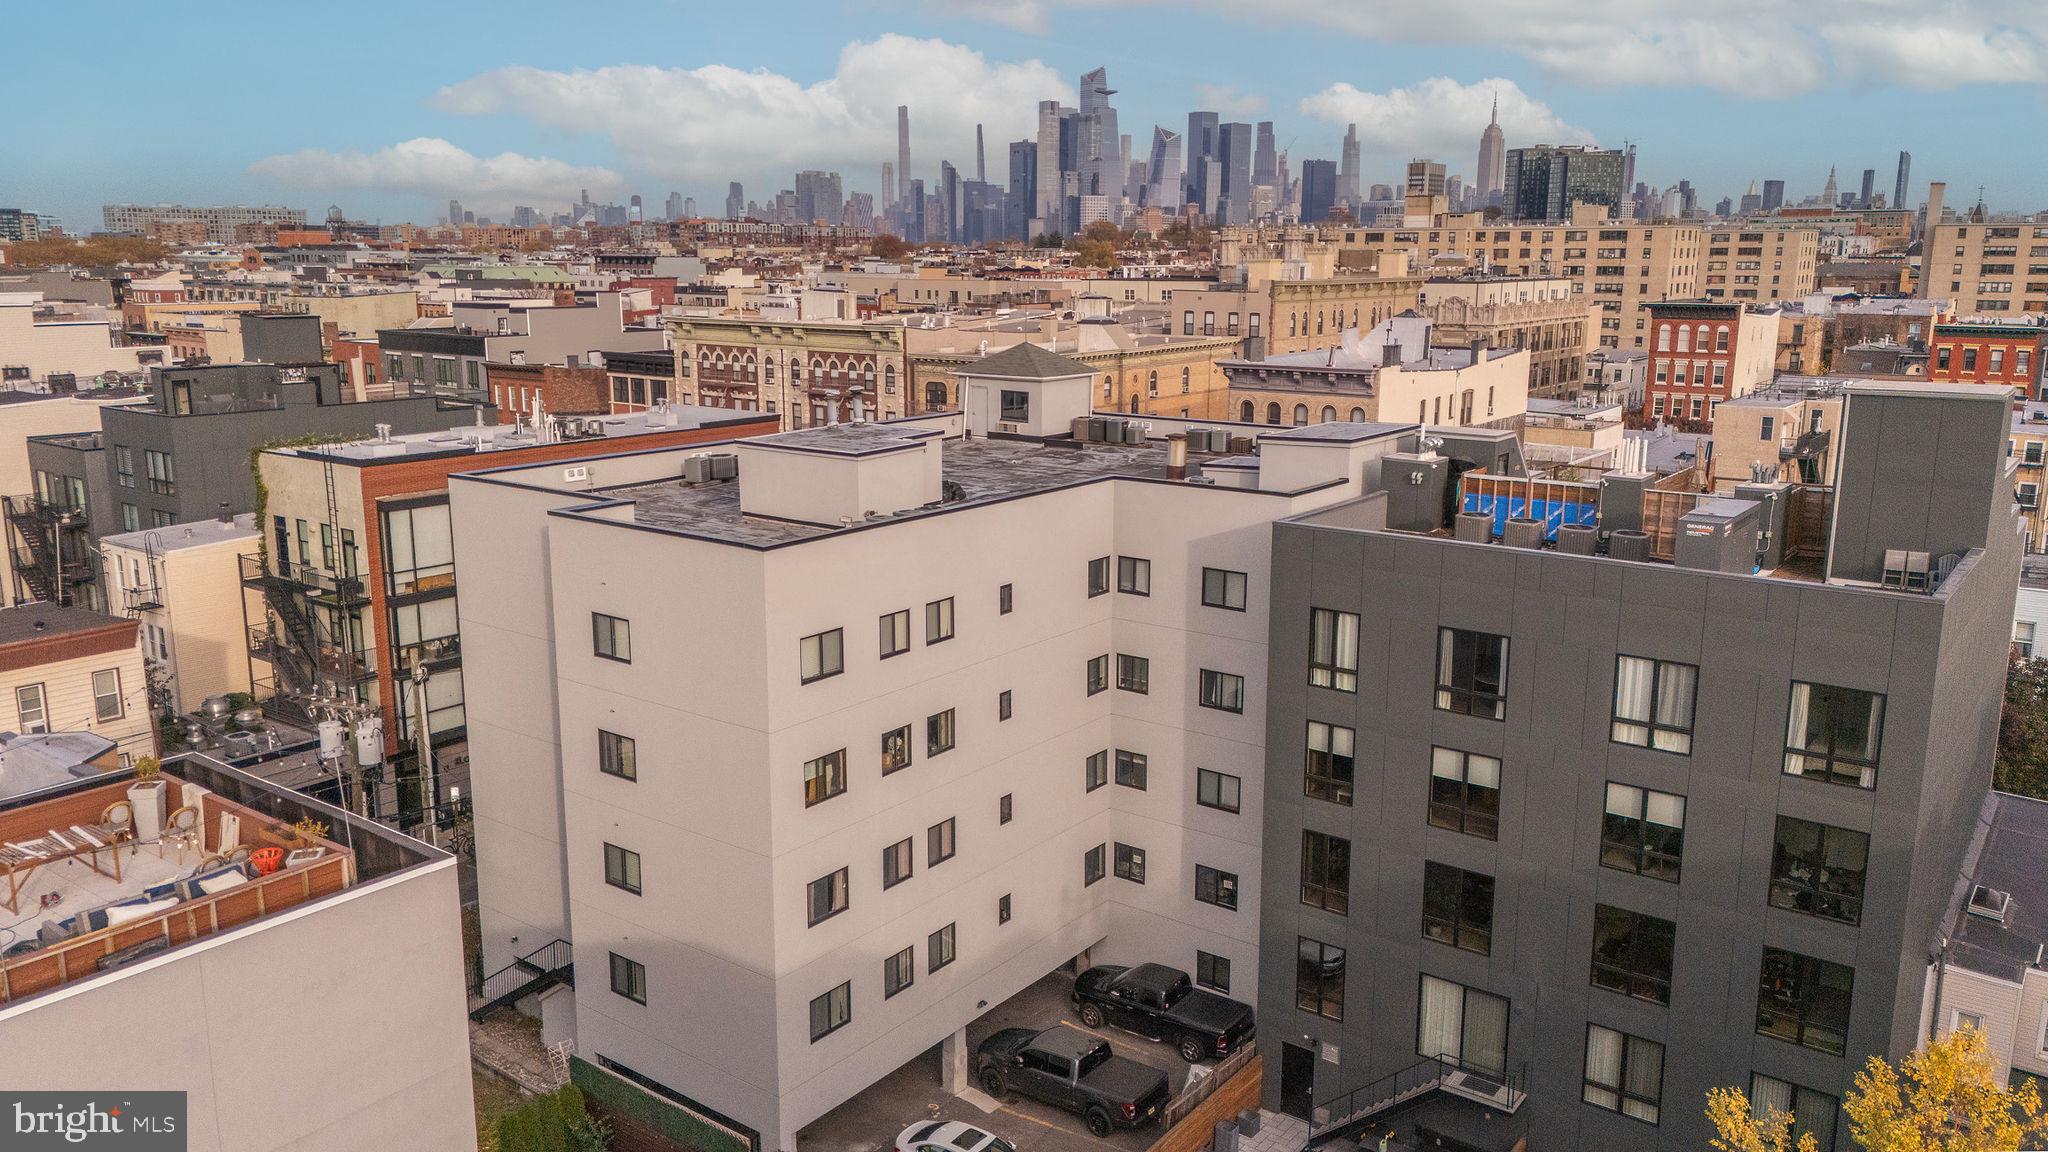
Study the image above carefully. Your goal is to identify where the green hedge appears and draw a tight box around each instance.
[570,1057,750,1152]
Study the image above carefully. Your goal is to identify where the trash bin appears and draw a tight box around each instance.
[1214,1119,1240,1152]
[1238,1110,1262,1137]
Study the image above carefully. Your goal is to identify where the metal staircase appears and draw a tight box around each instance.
[469,938,576,1020]
[5,496,61,603]
[1303,1056,1525,1151]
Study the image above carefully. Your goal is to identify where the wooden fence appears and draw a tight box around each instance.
[1150,1052,1263,1152]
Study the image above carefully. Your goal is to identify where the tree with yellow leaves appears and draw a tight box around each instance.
[1706,1027,2046,1152]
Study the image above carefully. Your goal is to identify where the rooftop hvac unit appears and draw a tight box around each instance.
[1072,415,1094,441]
[707,453,739,480]
[1968,884,2011,923]
[1503,517,1545,550]
[1556,523,1599,555]
[1608,529,1652,563]
[1097,417,1124,441]
[1880,548,1932,592]
[1454,512,1492,543]
[1207,428,1233,454]
[1122,421,1145,445]
[682,455,714,483]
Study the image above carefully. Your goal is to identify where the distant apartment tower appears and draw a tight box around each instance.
[1186,112,1221,215]
[725,182,745,220]
[897,106,913,208]
[1406,159,1447,198]
[1253,121,1278,188]
[1859,169,1876,209]
[102,203,306,244]
[0,208,44,242]
[1300,160,1339,224]
[1761,180,1786,212]
[1892,153,1911,213]
[1501,146,1627,220]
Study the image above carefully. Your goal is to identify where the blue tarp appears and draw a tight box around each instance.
[1461,493,1599,540]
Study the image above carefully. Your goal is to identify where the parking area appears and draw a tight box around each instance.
[798,969,1199,1152]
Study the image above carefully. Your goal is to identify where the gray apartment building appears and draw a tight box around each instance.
[377,292,665,401]
[1255,381,2019,1151]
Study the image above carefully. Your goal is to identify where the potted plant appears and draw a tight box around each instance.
[290,817,328,848]
[128,756,167,843]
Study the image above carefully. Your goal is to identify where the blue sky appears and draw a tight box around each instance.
[4,0,2041,228]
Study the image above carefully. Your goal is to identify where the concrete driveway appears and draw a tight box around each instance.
[798,970,1199,1152]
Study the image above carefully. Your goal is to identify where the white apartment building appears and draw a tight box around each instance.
[0,292,159,386]
[452,343,1411,1150]
[101,514,262,715]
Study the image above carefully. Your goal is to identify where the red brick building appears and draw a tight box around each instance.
[1930,322,2044,396]
[484,361,610,423]
[1644,300,1782,424]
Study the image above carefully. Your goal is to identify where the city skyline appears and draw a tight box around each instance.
[4,1,2042,227]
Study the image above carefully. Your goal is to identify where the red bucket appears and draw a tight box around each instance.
[250,846,285,876]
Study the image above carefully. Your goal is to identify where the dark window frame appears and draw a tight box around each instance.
[1783,681,1885,788]
[1435,627,1510,719]
[1087,556,1111,597]
[929,923,957,973]
[879,609,911,658]
[803,748,847,806]
[1116,653,1150,694]
[599,729,637,781]
[1084,843,1106,885]
[1086,654,1110,695]
[1769,815,1869,926]
[1583,1024,1665,1125]
[1296,937,1346,1021]
[1310,608,1361,692]
[1305,720,1355,805]
[1422,860,1495,955]
[809,981,852,1042]
[1429,747,1499,839]
[1113,842,1146,883]
[1085,749,1109,791]
[1611,655,1698,754]
[1300,830,1351,914]
[927,817,957,867]
[609,952,647,1004]
[1196,950,1231,993]
[807,867,850,925]
[1755,947,1854,1056]
[881,725,913,775]
[1591,903,1676,1006]
[1196,768,1241,813]
[884,945,916,999]
[1117,555,1151,596]
[1195,864,1239,910]
[1201,567,1248,611]
[883,837,915,888]
[592,612,632,663]
[800,628,845,684]
[1599,782,1685,882]
[603,842,642,894]
[926,708,956,756]
[925,597,955,645]
[1115,749,1148,790]
[1199,669,1246,713]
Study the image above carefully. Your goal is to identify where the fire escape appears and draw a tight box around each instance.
[4,495,96,606]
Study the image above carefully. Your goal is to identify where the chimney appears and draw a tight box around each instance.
[374,423,392,442]
[216,501,231,524]
[1470,336,1487,362]
[1167,433,1188,480]
[1382,342,1403,368]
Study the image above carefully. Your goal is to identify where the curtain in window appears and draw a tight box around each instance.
[1622,1038,1662,1121]
[1613,656,1655,743]
[1583,1026,1622,1110]
[1784,683,1812,773]
[1465,753,1499,790]
[1463,989,1508,1077]
[1419,976,1461,1064]
[1644,789,1684,831]
[1652,663,1696,752]
[1335,615,1358,679]
[1750,1074,1793,1119]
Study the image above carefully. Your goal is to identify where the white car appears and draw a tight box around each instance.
[895,1120,1017,1152]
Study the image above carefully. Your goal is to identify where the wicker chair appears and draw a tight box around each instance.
[160,805,200,862]
[97,801,134,850]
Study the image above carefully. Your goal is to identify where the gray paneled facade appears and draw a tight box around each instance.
[1255,384,2020,1151]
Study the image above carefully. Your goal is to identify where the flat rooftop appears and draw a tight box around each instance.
[0,603,130,646]
[274,404,761,464]
[1945,791,2048,983]
[102,512,258,553]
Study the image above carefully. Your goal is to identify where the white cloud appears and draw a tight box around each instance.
[433,35,1069,187]
[941,0,1049,34]
[247,138,621,214]
[1298,77,1590,169]
[953,0,2048,94]
[1191,84,1269,119]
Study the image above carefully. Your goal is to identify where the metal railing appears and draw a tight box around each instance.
[470,937,575,1018]
[1305,1054,1525,1149]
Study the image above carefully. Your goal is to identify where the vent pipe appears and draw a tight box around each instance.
[1167,433,1188,480]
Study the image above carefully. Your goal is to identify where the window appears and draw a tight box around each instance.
[996,689,1013,721]
[801,628,845,683]
[998,583,1013,615]
[926,709,955,756]
[1116,556,1150,596]
[609,953,647,1004]
[998,793,1012,823]
[928,818,956,866]
[603,843,642,894]
[1199,670,1245,713]
[1611,656,1697,753]
[1086,750,1108,791]
[1116,654,1149,693]
[1297,938,1346,1020]
[998,893,1011,923]
[1769,816,1869,925]
[1591,904,1676,1005]
[14,684,46,734]
[592,612,631,662]
[1086,654,1109,695]
[884,946,916,998]
[1195,865,1238,909]
[1756,948,1853,1055]
[383,503,454,594]
[807,867,849,925]
[999,389,1030,423]
[925,597,954,644]
[883,838,914,888]
[113,446,134,488]
[1115,749,1148,790]
[879,610,910,658]
[1584,1026,1664,1124]
[144,449,174,495]
[1421,861,1495,954]
[90,669,122,721]
[598,730,637,780]
[1436,628,1509,719]
[882,725,913,774]
[1300,830,1351,914]
[1428,747,1500,839]
[1305,721,1355,805]
[1087,556,1111,597]
[1114,842,1146,883]
[809,982,852,1041]
[1417,975,1507,1076]
[1309,609,1361,692]
[1784,682,1884,787]
[1197,951,1231,993]
[1196,768,1241,813]
[929,923,956,972]
[1085,843,1106,885]
[804,749,847,805]
[1202,567,1247,611]
[1749,1075,1838,1151]
[1600,783,1685,881]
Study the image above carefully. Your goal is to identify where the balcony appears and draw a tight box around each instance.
[240,553,368,608]
[123,584,164,613]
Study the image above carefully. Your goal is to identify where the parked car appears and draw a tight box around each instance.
[1072,962,1257,1063]
[976,1025,1172,1137]
[894,1120,1016,1152]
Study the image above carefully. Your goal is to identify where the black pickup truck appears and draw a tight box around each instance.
[1073,962,1257,1063]
[976,1025,1171,1137]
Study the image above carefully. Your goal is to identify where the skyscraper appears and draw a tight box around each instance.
[881,163,893,218]
[1501,145,1626,220]
[1894,151,1912,212]
[1146,127,1182,210]
[1299,159,1338,224]
[1217,122,1254,225]
[1405,158,1446,197]
[896,105,912,208]
[1338,123,1361,206]
[447,199,462,227]
[939,161,959,243]
[664,191,683,221]
[1185,111,1220,212]
[1761,179,1785,212]
[1078,68,1119,199]
[724,182,744,220]
[1253,121,1278,188]
[1476,93,1506,207]
[1007,139,1037,240]
[1859,168,1876,208]
[1034,101,1064,230]
[1821,165,1839,208]
[975,125,986,184]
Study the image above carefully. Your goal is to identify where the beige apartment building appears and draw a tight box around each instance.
[1334,203,1701,353]
[1418,273,1598,398]
[101,515,262,716]
[1921,218,2048,316]
[1218,314,1531,428]
[1702,379,1846,493]
[2011,402,2048,553]
[1703,226,1819,303]
[0,602,153,765]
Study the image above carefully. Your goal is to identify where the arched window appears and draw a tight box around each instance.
[1657,325,1672,352]
[1240,400,1255,422]
[1716,324,1731,352]
[1316,311,1325,335]
[764,361,776,383]
[1265,403,1281,425]
[1147,370,1158,395]
[1289,313,1298,337]
[1320,405,1337,423]
[1180,367,1190,392]
[1349,407,1367,422]
[884,363,897,393]
[790,359,803,381]
[1129,397,1140,414]
[1103,374,1114,398]
[925,381,947,411]
[1293,404,1309,425]
[1696,324,1711,351]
